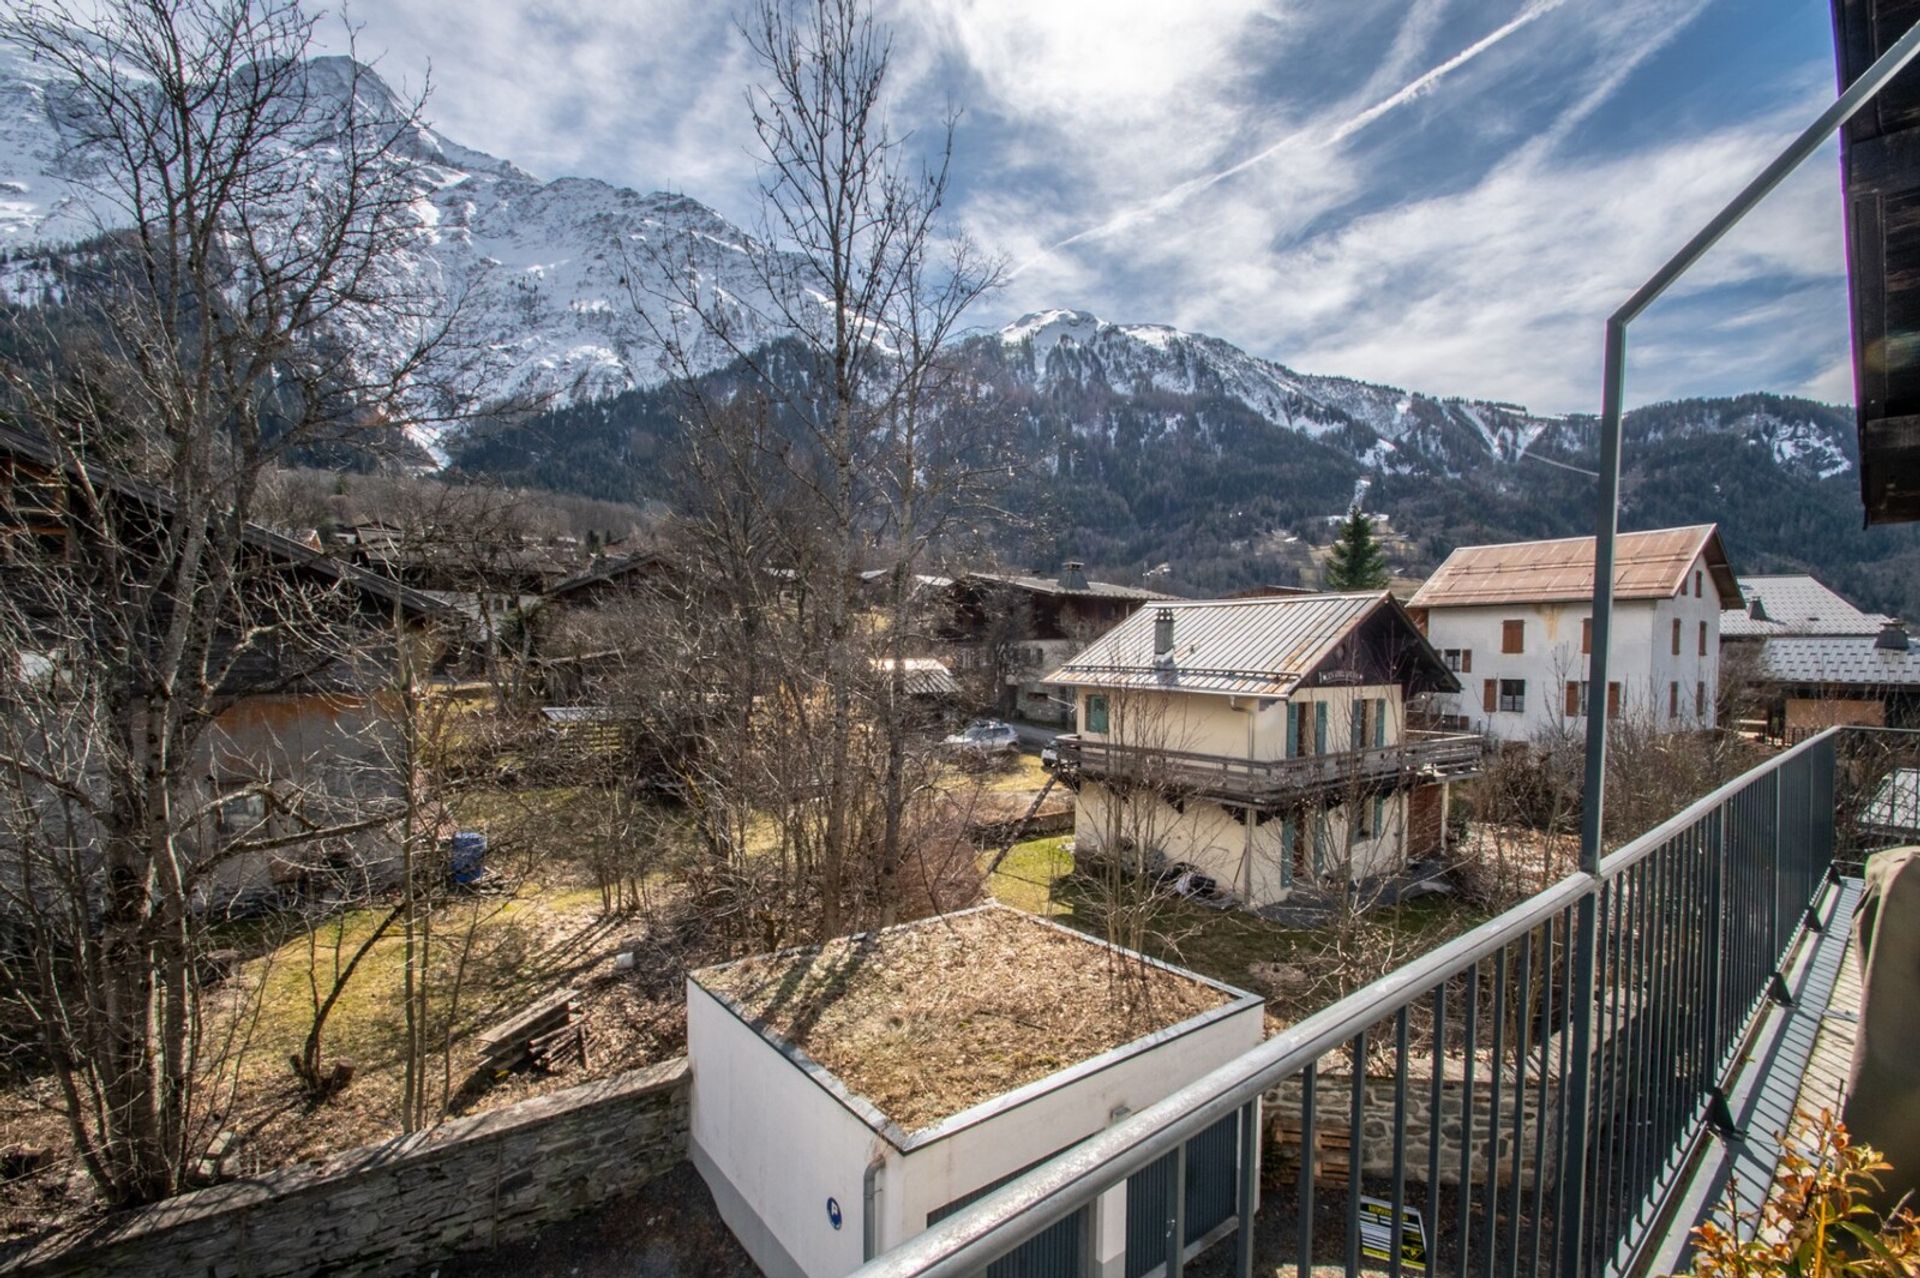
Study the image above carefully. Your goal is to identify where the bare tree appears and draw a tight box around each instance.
[0,0,468,1203]
[624,0,1003,935]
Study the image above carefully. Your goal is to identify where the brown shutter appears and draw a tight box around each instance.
[1582,617,1592,654]
[1607,682,1621,718]
[1671,617,1681,655]
[1669,681,1679,717]
[1502,619,1524,653]
[1460,648,1472,673]
[1565,681,1580,715]
[1483,678,1496,713]
[1698,620,1707,655]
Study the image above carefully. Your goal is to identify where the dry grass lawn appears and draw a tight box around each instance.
[696,907,1232,1132]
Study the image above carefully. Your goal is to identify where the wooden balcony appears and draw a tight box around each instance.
[1045,729,1486,807]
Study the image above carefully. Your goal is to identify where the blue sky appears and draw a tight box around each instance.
[326,1,1850,415]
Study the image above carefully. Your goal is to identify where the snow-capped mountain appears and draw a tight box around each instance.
[0,53,797,430]
[0,51,1859,493]
[990,308,1580,474]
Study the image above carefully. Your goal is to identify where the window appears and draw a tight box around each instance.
[1352,800,1372,841]
[1085,694,1109,734]
[214,788,267,839]
[1565,680,1588,717]
[1582,617,1592,655]
[1698,620,1708,656]
[1671,617,1682,656]
[1695,569,1703,597]
[1502,619,1525,653]
[1442,648,1472,672]
[1498,679,1525,714]
[1696,680,1707,717]
[1668,681,1679,718]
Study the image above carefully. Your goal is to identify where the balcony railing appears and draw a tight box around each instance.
[853,726,1864,1278]
[1046,729,1487,805]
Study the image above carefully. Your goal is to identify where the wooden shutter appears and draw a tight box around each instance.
[1582,618,1592,654]
[1696,680,1707,717]
[1698,620,1707,656]
[1565,681,1580,715]
[1502,619,1524,653]
[1460,648,1472,673]
[1286,702,1299,758]
[1483,679,1496,713]
[1671,617,1682,655]
[1607,682,1621,718]
[1351,701,1366,751]
[1314,702,1328,753]
[1374,698,1387,747]
[1669,681,1679,717]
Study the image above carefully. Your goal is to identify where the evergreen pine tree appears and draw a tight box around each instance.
[1323,509,1390,590]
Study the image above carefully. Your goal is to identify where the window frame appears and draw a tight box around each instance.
[1498,678,1526,714]
[1085,694,1109,734]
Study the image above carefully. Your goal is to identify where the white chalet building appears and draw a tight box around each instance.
[1043,592,1482,911]
[1408,525,1741,743]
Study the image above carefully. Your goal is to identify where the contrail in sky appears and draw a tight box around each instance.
[1013,0,1570,277]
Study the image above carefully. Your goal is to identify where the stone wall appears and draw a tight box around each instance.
[0,1058,689,1278]
[1264,1066,1560,1186]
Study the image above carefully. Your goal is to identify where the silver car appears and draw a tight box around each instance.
[943,719,1020,756]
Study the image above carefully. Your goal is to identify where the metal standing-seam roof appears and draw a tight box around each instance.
[1721,575,1897,638]
[961,570,1174,602]
[1758,634,1920,686]
[1407,525,1741,610]
[1047,591,1412,698]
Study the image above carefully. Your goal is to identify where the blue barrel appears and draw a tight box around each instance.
[449,832,488,885]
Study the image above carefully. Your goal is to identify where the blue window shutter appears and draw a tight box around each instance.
[1280,818,1294,887]
[1314,702,1327,753]
[1375,698,1387,747]
[1286,703,1298,758]
[1350,702,1365,750]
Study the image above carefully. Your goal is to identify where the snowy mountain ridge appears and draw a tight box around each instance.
[0,52,1855,482]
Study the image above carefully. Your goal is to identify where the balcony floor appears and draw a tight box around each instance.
[1643,874,1864,1276]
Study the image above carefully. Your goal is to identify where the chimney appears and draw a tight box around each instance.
[1876,619,1910,652]
[1747,596,1769,621]
[1153,606,1175,658]
[1060,560,1089,591]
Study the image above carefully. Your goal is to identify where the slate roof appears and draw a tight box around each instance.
[1721,575,1896,638]
[1757,634,1920,687]
[1408,525,1740,610]
[1047,591,1454,699]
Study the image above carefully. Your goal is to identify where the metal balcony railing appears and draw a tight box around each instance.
[851,727,1854,1278]
[1046,730,1487,806]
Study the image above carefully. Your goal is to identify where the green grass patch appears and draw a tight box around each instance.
[985,835,1074,915]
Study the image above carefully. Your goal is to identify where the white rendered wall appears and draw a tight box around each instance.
[688,984,881,1278]
[1075,685,1404,761]
[1420,555,1721,743]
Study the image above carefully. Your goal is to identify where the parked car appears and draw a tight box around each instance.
[942,719,1020,757]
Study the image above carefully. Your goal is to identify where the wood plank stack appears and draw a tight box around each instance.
[476,988,583,1072]
[1274,1117,1353,1188]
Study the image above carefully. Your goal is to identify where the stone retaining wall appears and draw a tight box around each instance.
[1264,1067,1561,1186]
[0,1057,690,1278]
